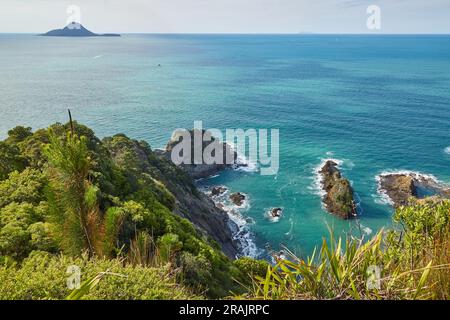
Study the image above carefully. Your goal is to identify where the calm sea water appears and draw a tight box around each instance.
[1,34,449,257]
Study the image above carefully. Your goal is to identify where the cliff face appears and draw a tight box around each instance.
[169,183,239,258]
[104,134,239,258]
[320,161,357,219]
[379,173,450,208]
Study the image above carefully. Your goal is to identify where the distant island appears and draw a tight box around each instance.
[41,22,120,37]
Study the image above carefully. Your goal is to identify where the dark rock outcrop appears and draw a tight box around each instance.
[230,192,246,206]
[270,208,283,218]
[104,134,239,258]
[41,23,120,37]
[378,174,416,207]
[379,173,450,208]
[164,129,239,179]
[320,161,357,219]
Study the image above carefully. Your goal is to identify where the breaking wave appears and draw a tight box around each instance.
[375,170,443,205]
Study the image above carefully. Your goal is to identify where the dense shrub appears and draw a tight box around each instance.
[0,142,28,181]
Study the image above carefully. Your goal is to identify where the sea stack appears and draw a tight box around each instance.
[320,160,357,219]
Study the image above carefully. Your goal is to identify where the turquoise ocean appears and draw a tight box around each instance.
[1,34,449,257]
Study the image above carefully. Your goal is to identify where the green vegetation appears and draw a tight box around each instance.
[0,121,448,300]
[242,199,450,300]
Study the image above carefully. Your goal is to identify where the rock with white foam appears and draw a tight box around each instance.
[230,192,246,207]
[378,171,450,207]
[319,160,357,219]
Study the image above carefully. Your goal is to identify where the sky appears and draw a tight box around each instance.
[0,0,449,34]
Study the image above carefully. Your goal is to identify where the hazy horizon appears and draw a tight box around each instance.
[1,0,450,34]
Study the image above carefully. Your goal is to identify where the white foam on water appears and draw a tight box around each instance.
[445,147,450,155]
[343,160,355,170]
[222,197,251,212]
[378,170,440,183]
[93,55,103,59]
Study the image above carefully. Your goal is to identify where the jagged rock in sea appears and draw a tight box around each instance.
[319,160,357,219]
[105,135,239,258]
[270,208,283,218]
[230,192,246,206]
[378,173,450,208]
[164,129,239,179]
[211,186,228,196]
[41,23,120,37]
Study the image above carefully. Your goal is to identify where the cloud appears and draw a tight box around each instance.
[0,0,449,33]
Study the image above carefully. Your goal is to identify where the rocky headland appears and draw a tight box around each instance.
[230,192,247,207]
[163,129,242,179]
[319,160,357,219]
[378,172,450,207]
